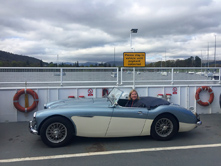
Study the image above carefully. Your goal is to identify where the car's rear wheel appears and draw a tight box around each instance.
[151,114,178,141]
[40,116,74,147]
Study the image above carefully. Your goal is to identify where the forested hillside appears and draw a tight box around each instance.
[0,50,220,67]
[0,50,46,67]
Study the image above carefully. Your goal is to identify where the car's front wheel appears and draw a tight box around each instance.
[40,116,74,147]
[151,114,178,141]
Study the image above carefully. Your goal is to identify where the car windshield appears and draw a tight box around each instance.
[107,88,123,106]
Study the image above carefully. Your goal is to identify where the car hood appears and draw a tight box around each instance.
[44,98,110,109]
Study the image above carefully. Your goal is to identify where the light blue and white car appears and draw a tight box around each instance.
[29,88,202,147]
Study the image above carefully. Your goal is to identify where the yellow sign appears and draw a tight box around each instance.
[123,52,146,67]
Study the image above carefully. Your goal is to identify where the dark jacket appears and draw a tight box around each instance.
[125,99,140,107]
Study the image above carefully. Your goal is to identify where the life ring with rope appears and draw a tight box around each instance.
[195,86,214,106]
[13,89,39,112]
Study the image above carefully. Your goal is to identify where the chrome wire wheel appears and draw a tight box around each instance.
[155,118,173,137]
[151,114,178,140]
[46,122,67,143]
[40,116,74,147]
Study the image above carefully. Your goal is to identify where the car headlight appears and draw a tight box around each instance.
[189,106,196,115]
[44,104,51,109]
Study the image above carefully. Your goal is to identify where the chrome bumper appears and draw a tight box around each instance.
[29,121,38,135]
[195,113,202,127]
[197,120,202,126]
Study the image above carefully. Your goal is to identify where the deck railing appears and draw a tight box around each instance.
[0,67,119,87]
[121,67,221,87]
[0,67,220,88]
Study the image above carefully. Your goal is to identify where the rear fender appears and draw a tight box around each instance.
[147,105,197,124]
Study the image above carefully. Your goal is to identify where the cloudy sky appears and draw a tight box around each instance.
[0,0,221,64]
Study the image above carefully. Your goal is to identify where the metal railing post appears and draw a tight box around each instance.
[116,67,119,85]
[171,68,174,85]
[219,68,221,84]
[121,67,123,85]
[60,68,63,86]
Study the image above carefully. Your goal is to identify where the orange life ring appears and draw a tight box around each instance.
[13,89,39,112]
[195,86,214,106]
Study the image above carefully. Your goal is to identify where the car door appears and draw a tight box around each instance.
[106,106,148,137]
[71,107,113,137]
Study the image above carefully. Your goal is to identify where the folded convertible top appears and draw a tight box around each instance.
[138,97,170,109]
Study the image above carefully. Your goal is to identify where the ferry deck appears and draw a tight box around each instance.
[0,67,220,122]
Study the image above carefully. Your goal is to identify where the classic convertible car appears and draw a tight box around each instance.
[29,88,202,147]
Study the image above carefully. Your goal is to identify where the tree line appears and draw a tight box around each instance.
[150,56,220,67]
[0,56,220,67]
[0,60,114,67]
[147,56,203,67]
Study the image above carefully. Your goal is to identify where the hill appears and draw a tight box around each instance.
[0,50,46,67]
[1,50,220,67]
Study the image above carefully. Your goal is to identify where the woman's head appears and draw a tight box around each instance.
[128,89,139,101]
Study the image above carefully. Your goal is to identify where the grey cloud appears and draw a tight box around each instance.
[0,0,220,63]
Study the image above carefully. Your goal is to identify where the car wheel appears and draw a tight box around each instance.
[40,116,74,147]
[151,114,178,141]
